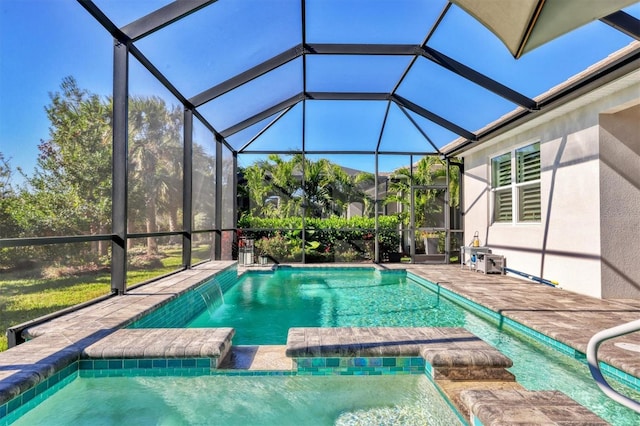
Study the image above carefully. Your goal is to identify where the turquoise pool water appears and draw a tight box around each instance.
[10,375,460,426]
[184,268,640,425]
[188,268,464,344]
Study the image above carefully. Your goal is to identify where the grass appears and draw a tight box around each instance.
[0,245,206,352]
[0,272,111,352]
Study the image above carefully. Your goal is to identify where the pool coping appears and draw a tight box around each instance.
[403,269,640,391]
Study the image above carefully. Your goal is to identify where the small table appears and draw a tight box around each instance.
[460,246,492,270]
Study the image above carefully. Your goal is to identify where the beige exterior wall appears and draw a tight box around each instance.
[461,74,640,299]
[599,103,640,298]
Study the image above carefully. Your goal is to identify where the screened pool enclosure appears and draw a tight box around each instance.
[1,1,638,345]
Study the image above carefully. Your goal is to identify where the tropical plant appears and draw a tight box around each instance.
[239,215,401,262]
[384,155,460,228]
[239,154,374,220]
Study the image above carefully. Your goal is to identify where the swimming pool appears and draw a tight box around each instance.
[4,267,640,425]
[8,374,461,425]
[130,267,640,424]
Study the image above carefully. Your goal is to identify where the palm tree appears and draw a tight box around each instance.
[385,156,459,227]
[239,155,375,220]
[128,96,183,255]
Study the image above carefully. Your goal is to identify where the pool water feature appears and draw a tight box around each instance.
[131,267,640,424]
[9,374,461,426]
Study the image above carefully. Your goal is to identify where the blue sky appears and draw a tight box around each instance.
[1,0,638,180]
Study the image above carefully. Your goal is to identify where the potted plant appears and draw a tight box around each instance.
[254,238,269,265]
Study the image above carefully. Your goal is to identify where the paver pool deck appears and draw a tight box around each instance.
[1,261,639,424]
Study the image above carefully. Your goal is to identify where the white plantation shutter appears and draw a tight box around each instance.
[517,143,540,183]
[494,189,513,222]
[491,153,511,188]
[491,142,541,223]
[518,183,541,221]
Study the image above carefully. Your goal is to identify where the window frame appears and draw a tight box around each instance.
[490,141,541,225]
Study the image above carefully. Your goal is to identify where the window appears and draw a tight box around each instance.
[491,142,541,223]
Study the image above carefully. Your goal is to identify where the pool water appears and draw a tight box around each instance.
[11,375,461,426]
[185,268,640,424]
[188,269,464,344]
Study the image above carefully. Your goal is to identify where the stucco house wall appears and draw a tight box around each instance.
[461,72,639,299]
[599,103,640,298]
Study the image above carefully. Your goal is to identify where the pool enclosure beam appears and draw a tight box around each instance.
[445,45,640,156]
[182,108,194,268]
[238,106,294,153]
[600,11,640,41]
[189,46,303,107]
[220,90,478,142]
[214,136,223,260]
[373,102,392,263]
[397,105,443,154]
[418,47,538,111]
[120,0,217,41]
[111,40,129,295]
[300,0,308,264]
[220,94,305,138]
[189,41,536,112]
[392,95,477,141]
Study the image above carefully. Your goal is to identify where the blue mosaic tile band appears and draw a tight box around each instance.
[293,357,425,376]
[128,266,237,328]
[1,363,78,425]
[407,272,640,392]
[79,357,215,371]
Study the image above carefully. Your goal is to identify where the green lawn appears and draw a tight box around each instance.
[0,247,194,352]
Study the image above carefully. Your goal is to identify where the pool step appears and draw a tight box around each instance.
[218,345,292,370]
[461,389,609,425]
[82,328,235,368]
[285,327,609,425]
[286,326,515,381]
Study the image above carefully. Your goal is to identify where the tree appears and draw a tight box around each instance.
[0,153,21,256]
[12,77,112,258]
